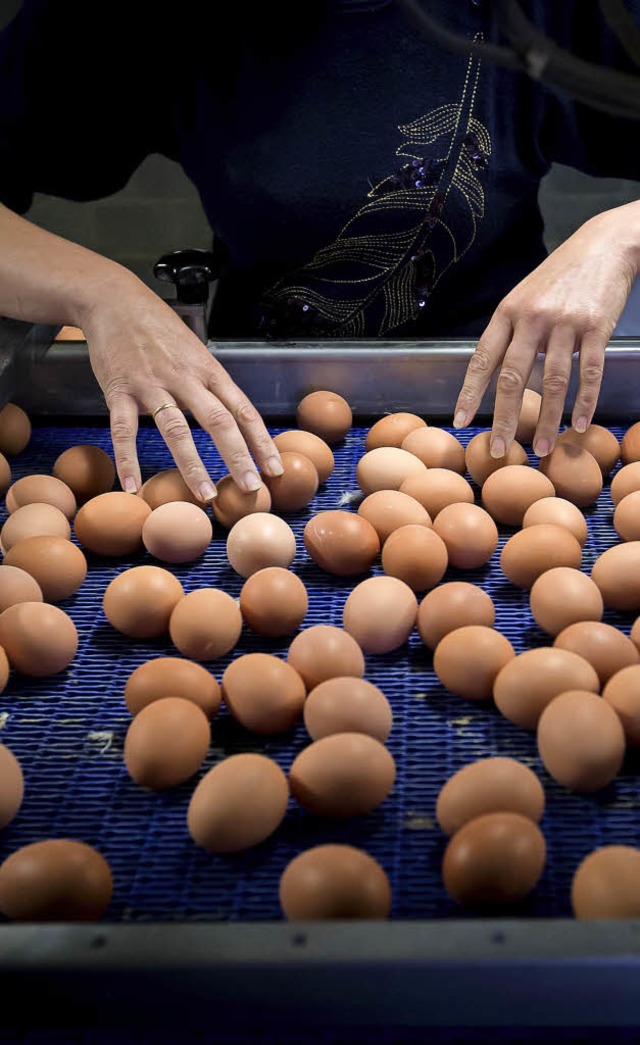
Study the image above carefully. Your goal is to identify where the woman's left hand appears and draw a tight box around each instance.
[453,201,640,458]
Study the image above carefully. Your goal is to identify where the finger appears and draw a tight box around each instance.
[108,393,142,493]
[148,396,218,503]
[532,325,577,457]
[182,381,267,493]
[488,321,543,459]
[570,329,608,434]
[204,368,283,479]
[453,310,512,430]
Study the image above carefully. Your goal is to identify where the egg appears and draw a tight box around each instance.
[572,846,640,918]
[74,492,151,557]
[537,689,625,792]
[211,475,272,528]
[611,461,640,505]
[239,567,308,637]
[6,475,76,519]
[602,665,640,745]
[53,445,116,503]
[124,696,210,789]
[279,845,391,920]
[296,390,352,444]
[442,812,546,906]
[303,677,393,742]
[481,466,555,526]
[226,513,296,577]
[139,468,199,508]
[124,657,221,718]
[621,420,640,465]
[381,524,448,592]
[4,536,87,602]
[0,601,78,676]
[613,491,640,541]
[0,454,10,497]
[515,388,542,444]
[0,745,23,828]
[187,753,289,852]
[0,403,31,457]
[500,524,582,589]
[433,625,515,702]
[0,646,9,695]
[142,502,213,563]
[633,617,640,651]
[289,732,395,817]
[103,565,184,638]
[273,430,334,482]
[287,625,365,690]
[464,431,528,486]
[169,588,242,661]
[522,496,588,547]
[1,502,71,551]
[554,621,639,685]
[399,469,474,518]
[356,447,428,494]
[0,840,112,921]
[365,412,427,450]
[493,647,600,730]
[557,424,620,477]
[262,451,318,511]
[303,510,380,576]
[417,582,495,650]
[530,567,603,636]
[436,757,545,837]
[343,576,418,653]
[222,653,306,733]
[432,502,498,568]
[0,565,43,612]
[538,444,602,508]
[591,542,640,611]
[401,427,466,474]
[357,490,432,544]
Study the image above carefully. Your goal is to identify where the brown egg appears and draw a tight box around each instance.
[356,447,428,494]
[515,388,542,444]
[436,757,545,837]
[493,647,600,730]
[365,412,427,451]
[343,576,418,653]
[287,625,365,690]
[296,390,352,444]
[4,536,87,602]
[633,616,640,652]
[124,696,210,789]
[442,812,546,906]
[530,567,603,636]
[304,510,380,576]
[401,427,466,474]
[139,468,199,509]
[280,845,391,920]
[0,746,22,828]
[289,732,395,817]
[6,475,76,520]
[538,444,602,508]
[417,582,495,650]
[0,454,10,497]
[303,677,393,742]
[0,565,43,612]
[500,524,582,589]
[226,513,296,577]
[464,431,528,487]
[602,665,640,746]
[481,466,555,526]
[613,491,640,541]
[187,753,289,852]
[0,602,78,676]
[53,445,116,503]
[74,492,151,557]
[557,425,620,477]
[0,403,31,457]
[142,502,212,563]
[572,846,640,918]
[211,474,272,528]
[124,656,221,718]
[222,653,306,733]
[1,502,71,551]
[433,625,515,702]
[0,840,112,921]
[522,496,588,547]
[591,542,640,611]
[621,420,640,465]
[611,461,640,505]
[262,451,318,511]
[381,524,448,592]
[554,621,639,686]
[169,588,242,661]
[239,567,308,637]
[433,502,498,568]
[357,489,432,545]
[103,565,184,639]
[537,689,625,792]
[273,430,334,483]
[0,647,9,694]
[399,469,474,518]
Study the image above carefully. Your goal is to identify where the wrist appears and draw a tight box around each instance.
[589,201,640,276]
[72,260,151,333]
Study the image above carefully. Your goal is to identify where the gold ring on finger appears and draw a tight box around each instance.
[152,401,179,421]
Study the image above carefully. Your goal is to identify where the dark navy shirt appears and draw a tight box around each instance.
[1,0,639,338]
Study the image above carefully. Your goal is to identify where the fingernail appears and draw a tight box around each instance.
[241,471,262,493]
[534,439,549,457]
[124,477,138,494]
[198,481,217,502]
[453,410,467,429]
[264,455,284,477]
[574,416,588,434]
[489,437,505,459]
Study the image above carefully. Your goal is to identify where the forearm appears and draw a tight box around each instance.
[587,198,640,275]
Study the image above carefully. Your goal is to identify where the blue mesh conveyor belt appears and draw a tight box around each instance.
[0,419,637,924]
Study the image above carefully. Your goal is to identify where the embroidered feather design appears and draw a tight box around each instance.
[261,44,491,337]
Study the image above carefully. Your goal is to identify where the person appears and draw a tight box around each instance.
[0,0,639,500]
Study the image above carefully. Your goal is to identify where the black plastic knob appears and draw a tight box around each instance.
[153,249,219,305]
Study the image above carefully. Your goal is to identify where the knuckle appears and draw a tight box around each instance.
[580,362,603,387]
[162,416,192,442]
[496,367,524,395]
[541,371,570,396]
[203,408,236,435]
[468,347,493,375]
[110,418,136,443]
[234,400,261,428]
